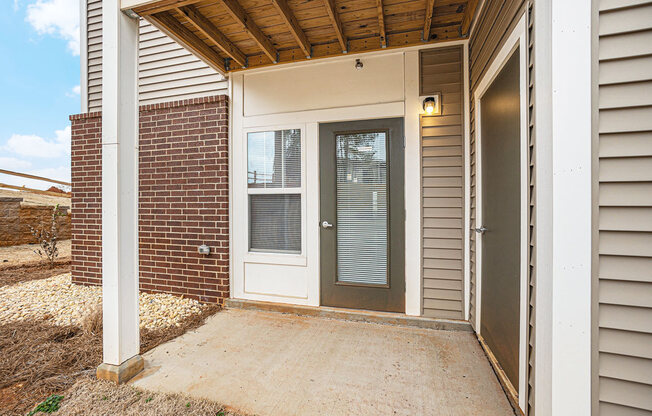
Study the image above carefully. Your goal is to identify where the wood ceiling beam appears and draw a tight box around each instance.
[323,0,347,53]
[422,0,436,41]
[220,0,278,63]
[376,0,387,48]
[460,0,479,36]
[146,12,226,74]
[271,0,311,58]
[177,5,247,68]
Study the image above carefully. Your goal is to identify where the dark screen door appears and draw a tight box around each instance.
[480,49,521,388]
[319,118,405,312]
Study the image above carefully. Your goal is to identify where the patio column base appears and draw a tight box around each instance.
[97,355,144,384]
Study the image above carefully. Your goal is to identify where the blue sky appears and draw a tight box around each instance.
[0,0,80,190]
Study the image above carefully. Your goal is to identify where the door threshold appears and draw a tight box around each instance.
[224,298,472,332]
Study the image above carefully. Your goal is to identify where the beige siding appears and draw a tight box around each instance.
[420,46,465,319]
[85,0,228,112]
[468,0,535,413]
[597,1,652,414]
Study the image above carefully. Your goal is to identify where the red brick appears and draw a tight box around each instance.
[69,95,229,304]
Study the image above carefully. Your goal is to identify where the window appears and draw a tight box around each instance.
[247,129,302,254]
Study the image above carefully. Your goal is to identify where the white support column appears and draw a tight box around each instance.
[404,50,422,316]
[535,0,593,414]
[97,0,142,383]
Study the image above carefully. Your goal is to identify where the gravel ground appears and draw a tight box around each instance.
[0,273,206,330]
[0,240,71,267]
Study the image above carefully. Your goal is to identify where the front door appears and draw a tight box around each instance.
[479,49,521,389]
[319,118,405,312]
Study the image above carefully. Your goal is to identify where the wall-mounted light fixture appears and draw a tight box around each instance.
[422,93,442,115]
[355,59,364,70]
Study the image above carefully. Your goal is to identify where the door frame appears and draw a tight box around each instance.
[473,14,528,411]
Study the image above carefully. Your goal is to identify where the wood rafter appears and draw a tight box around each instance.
[271,0,311,58]
[460,0,479,35]
[220,0,278,63]
[376,0,386,48]
[423,0,436,41]
[177,5,247,68]
[147,12,226,74]
[323,0,347,53]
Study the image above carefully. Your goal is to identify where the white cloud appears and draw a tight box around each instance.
[5,126,71,158]
[66,84,81,97]
[0,157,32,171]
[26,0,80,55]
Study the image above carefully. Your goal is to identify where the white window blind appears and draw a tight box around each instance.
[247,129,302,254]
[336,132,388,285]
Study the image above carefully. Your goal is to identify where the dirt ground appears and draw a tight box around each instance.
[0,189,70,208]
[0,239,71,268]
[56,376,245,416]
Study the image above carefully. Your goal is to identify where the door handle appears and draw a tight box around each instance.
[321,221,333,229]
[474,226,487,234]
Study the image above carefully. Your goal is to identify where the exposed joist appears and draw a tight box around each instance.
[376,0,387,48]
[146,12,226,74]
[220,0,278,63]
[460,0,479,36]
[423,0,436,41]
[271,0,311,58]
[177,5,247,68]
[323,0,347,53]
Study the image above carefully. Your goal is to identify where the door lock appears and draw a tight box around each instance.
[321,221,334,229]
[474,226,488,234]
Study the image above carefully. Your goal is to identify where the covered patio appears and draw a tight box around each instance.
[130,306,514,415]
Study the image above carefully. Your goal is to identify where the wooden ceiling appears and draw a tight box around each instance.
[131,0,479,74]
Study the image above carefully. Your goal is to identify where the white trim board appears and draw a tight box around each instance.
[472,14,528,412]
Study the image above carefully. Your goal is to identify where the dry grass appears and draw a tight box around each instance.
[0,260,70,288]
[56,376,245,416]
[0,305,219,416]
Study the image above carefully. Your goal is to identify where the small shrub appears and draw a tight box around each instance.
[29,204,66,269]
[27,394,64,415]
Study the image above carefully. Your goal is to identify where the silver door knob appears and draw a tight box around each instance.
[321,221,333,229]
[474,226,487,234]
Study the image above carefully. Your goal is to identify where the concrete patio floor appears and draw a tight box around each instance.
[131,308,514,416]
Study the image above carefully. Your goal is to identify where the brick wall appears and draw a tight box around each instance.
[69,95,229,304]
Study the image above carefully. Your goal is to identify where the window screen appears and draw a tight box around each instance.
[247,129,302,254]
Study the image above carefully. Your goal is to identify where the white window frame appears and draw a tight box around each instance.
[242,124,307,266]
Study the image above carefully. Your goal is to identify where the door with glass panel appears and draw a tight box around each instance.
[319,118,404,312]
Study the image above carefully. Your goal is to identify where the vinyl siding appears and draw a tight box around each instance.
[596,0,652,414]
[85,0,228,112]
[468,0,534,413]
[420,46,465,319]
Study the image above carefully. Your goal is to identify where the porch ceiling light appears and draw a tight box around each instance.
[423,96,437,114]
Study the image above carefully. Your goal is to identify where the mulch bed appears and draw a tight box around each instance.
[0,305,219,416]
[0,260,71,288]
